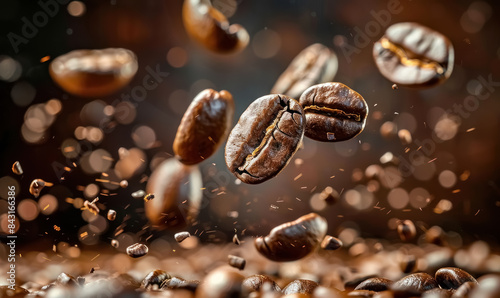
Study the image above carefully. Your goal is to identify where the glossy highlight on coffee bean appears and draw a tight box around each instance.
[225,94,305,184]
[271,43,338,100]
[299,82,368,142]
[391,272,438,293]
[182,0,249,53]
[173,89,234,165]
[254,213,327,262]
[373,22,454,87]
[435,267,477,290]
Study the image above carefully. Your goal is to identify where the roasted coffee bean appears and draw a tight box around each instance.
[111,239,119,248]
[225,94,305,184]
[348,289,376,297]
[422,288,453,298]
[319,186,339,204]
[373,22,454,87]
[195,267,248,298]
[254,213,327,262]
[271,43,338,100]
[131,190,146,199]
[313,286,344,298]
[391,273,438,293]
[469,274,500,298]
[397,220,416,242]
[119,180,128,188]
[321,235,343,250]
[12,161,23,175]
[161,276,200,292]
[83,198,100,215]
[345,275,379,291]
[29,178,52,198]
[355,278,393,292]
[145,158,202,229]
[107,209,117,221]
[173,89,235,165]
[175,231,191,243]
[56,273,79,287]
[228,255,246,270]
[126,243,149,258]
[282,279,319,295]
[299,82,368,142]
[233,234,241,245]
[141,270,171,290]
[182,0,249,53]
[451,281,477,298]
[399,255,417,273]
[112,273,141,290]
[435,267,477,290]
[425,226,446,245]
[49,48,138,97]
[242,275,281,292]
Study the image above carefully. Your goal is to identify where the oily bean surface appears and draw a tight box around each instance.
[299,82,368,142]
[242,275,281,293]
[225,94,305,184]
[373,22,454,87]
[355,277,394,292]
[282,279,319,295]
[173,89,234,165]
[435,267,477,290]
[391,272,438,293]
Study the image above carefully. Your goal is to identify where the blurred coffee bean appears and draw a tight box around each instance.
[131,190,146,199]
[380,121,398,139]
[233,234,241,245]
[422,288,453,298]
[425,226,446,245]
[111,239,119,248]
[173,89,235,165]
[195,267,248,298]
[228,255,246,270]
[348,289,376,297]
[299,82,368,142]
[397,220,416,242]
[161,276,200,292]
[398,129,412,145]
[321,235,343,250]
[435,267,477,290]
[56,272,79,287]
[126,243,149,258]
[254,213,327,262]
[271,43,338,100]
[355,278,393,292]
[391,273,438,293]
[0,285,29,298]
[451,281,477,298]
[141,270,171,290]
[175,231,191,243]
[107,209,117,221]
[242,275,281,293]
[392,84,398,90]
[225,94,305,184]
[313,286,344,298]
[319,186,339,204]
[49,48,138,97]
[111,273,141,290]
[182,0,248,53]
[145,158,202,229]
[373,22,454,87]
[469,274,500,298]
[345,275,379,291]
[12,161,23,175]
[282,279,319,295]
[29,178,51,198]
[399,255,417,273]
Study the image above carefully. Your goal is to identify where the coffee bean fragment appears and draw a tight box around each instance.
[175,231,191,243]
[355,278,393,292]
[141,270,171,290]
[321,235,343,250]
[392,84,398,90]
[242,275,281,293]
[435,267,477,290]
[271,43,338,100]
[282,279,319,295]
[111,239,119,248]
[82,198,100,215]
[126,243,148,258]
[233,234,241,245]
[228,255,246,270]
[397,220,416,242]
[391,273,438,293]
[373,22,454,88]
[173,89,235,165]
[143,193,155,202]
[254,213,327,262]
[107,209,116,221]
[299,82,368,142]
[56,273,79,287]
[29,179,52,198]
[225,94,305,184]
[12,161,23,175]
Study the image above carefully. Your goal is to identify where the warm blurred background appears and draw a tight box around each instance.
[0,0,500,258]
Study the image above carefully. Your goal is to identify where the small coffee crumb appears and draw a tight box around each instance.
[321,235,343,250]
[392,84,398,90]
[126,243,148,258]
[107,209,117,221]
[232,234,240,245]
[12,161,23,175]
[174,231,191,243]
[143,193,155,202]
[228,255,246,270]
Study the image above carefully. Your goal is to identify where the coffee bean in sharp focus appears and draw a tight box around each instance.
[173,89,235,165]
[397,220,416,242]
[225,94,305,184]
[271,43,338,100]
[242,275,281,293]
[254,213,327,262]
[299,82,368,142]
[355,277,394,292]
[435,267,477,290]
[282,279,319,295]
[391,273,439,293]
[145,158,202,229]
[141,270,171,290]
[126,243,148,258]
[373,22,454,88]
